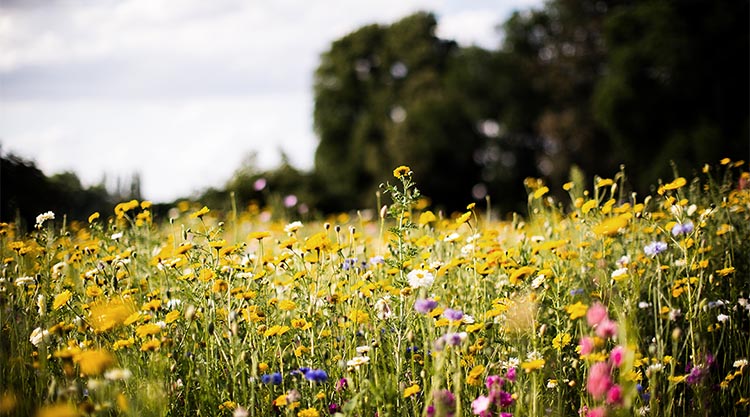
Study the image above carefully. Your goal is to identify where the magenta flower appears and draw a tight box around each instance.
[586,302,609,327]
[471,395,491,415]
[595,319,618,339]
[580,337,595,355]
[586,406,607,417]
[609,346,625,368]
[606,384,623,405]
[587,362,613,399]
[505,367,517,382]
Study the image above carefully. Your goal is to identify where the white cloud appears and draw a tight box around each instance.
[0,0,540,202]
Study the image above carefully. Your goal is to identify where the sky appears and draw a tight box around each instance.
[0,0,541,203]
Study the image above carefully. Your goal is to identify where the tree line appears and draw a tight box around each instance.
[3,0,748,225]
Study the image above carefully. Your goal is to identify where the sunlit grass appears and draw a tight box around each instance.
[1,159,748,417]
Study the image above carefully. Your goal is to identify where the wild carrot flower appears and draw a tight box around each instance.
[35,211,55,228]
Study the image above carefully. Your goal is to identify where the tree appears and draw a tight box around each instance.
[313,12,489,212]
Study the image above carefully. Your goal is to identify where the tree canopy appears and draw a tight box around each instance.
[312,2,748,212]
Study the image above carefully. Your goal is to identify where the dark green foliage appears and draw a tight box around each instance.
[0,154,114,229]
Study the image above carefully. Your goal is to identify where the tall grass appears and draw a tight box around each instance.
[1,159,748,417]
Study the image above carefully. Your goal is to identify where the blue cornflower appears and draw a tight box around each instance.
[369,255,385,265]
[644,241,668,257]
[304,369,328,383]
[569,288,584,296]
[261,372,282,385]
[414,298,438,314]
[342,258,359,271]
[442,308,464,321]
[671,221,694,236]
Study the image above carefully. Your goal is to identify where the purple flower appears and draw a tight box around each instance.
[434,332,467,350]
[443,308,464,321]
[342,258,359,271]
[644,241,668,257]
[505,367,516,382]
[414,298,439,314]
[671,221,694,236]
[432,389,456,416]
[336,378,348,391]
[369,255,385,265]
[486,375,504,390]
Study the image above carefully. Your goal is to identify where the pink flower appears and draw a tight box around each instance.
[586,406,607,417]
[587,303,609,327]
[505,367,516,382]
[579,337,595,355]
[595,319,618,339]
[609,346,625,368]
[606,384,623,405]
[486,375,504,390]
[471,395,491,415]
[587,362,613,399]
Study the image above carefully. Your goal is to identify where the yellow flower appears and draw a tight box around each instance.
[135,323,162,338]
[88,212,100,223]
[533,186,549,199]
[90,299,135,332]
[466,364,485,386]
[74,349,115,376]
[36,403,79,417]
[248,231,272,240]
[716,267,735,277]
[580,200,597,214]
[273,394,288,407]
[258,362,269,372]
[660,177,687,193]
[552,333,572,350]
[596,178,614,188]
[592,214,629,236]
[456,211,472,224]
[165,310,180,324]
[189,206,210,219]
[263,325,290,337]
[297,408,319,417]
[521,358,545,373]
[218,401,237,410]
[565,302,588,320]
[140,339,161,352]
[393,165,411,178]
[403,384,420,398]
[278,299,296,311]
[419,211,437,225]
[509,266,535,285]
[113,337,135,351]
[52,290,72,310]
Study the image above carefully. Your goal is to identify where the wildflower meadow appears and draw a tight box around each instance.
[1,159,749,417]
